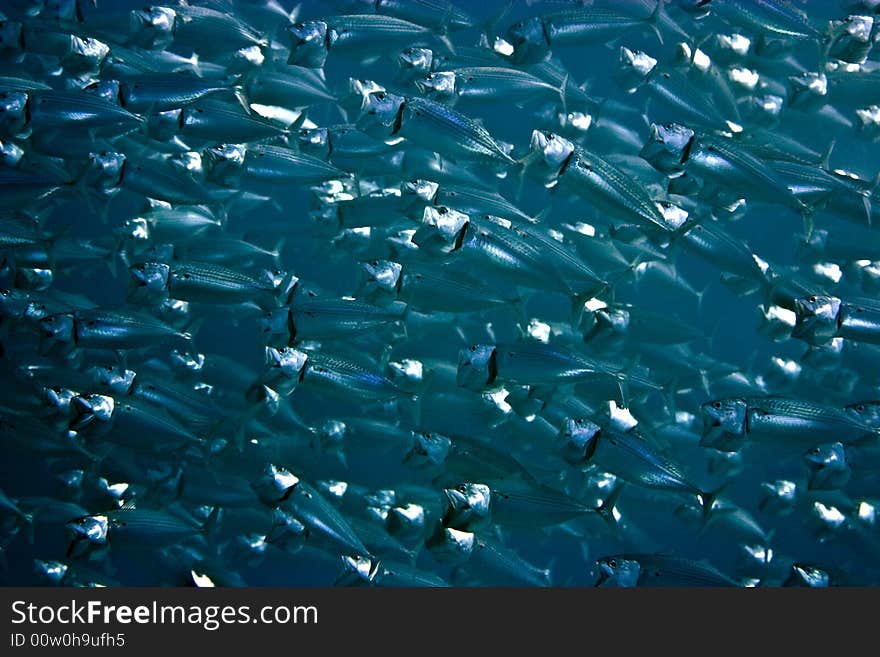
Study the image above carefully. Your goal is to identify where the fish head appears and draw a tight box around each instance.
[415,71,457,99]
[360,259,402,296]
[675,0,711,15]
[442,483,491,531]
[405,431,452,468]
[616,47,657,91]
[457,344,498,391]
[40,386,76,416]
[845,400,880,429]
[785,564,829,588]
[144,108,182,142]
[398,47,434,76]
[203,143,246,185]
[596,556,641,587]
[66,514,108,546]
[297,127,331,160]
[316,419,346,452]
[128,261,170,302]
[70,394,115,431]
[65,35,109,72]
[0,140,24,167]
[356,91,405,140]
[261,307,294,344]
[426,525,474,564]
[640,123,695,173]
[0,91,28,137]
[38,312,75,344]
[758,479,797,515]
[415,206,469,254]
[130,7,176,50]
[792,295,842,345]
[265,508,308,552]
[336,555,376,586]
[804,441,847,470]
[85,79,122,106]
[804,442,851,490]
[526,130,575,183]
[400,179,439,211]
[33,559,68,585]
[82,150,125,191]
[787,72,827,110]
[251,464,300,507]
[827,15,875,65]
[558,417,602,465]
[700,398,748,452]
[595,306,631,337]
[505,16,549,65]
[0,20,23,53]
[15,267,52,291]
[386,503,426,542]
[0,288,30,319]
[84,363,136,395]
[287,20,330,68]
[264,346,308,387]
[387,357,423,391]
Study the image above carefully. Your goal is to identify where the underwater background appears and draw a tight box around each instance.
[1,0,880,586]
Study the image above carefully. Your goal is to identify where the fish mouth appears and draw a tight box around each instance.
[594,562,614,586]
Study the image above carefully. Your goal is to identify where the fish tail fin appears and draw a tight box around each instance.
[697,482,728,526]
[200,506,221,541]
[437,32,456,56]
[595,482,624,532]
[558,73,568,116]
[187,52,202,78]
[271,236,286,268]
[820,139,836,170]
[232,85,251,115]
[481,0,515,46]
[21,512,34,545]
[646,0,665,45]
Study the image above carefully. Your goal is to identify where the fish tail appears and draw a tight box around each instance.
[594,482,624,532]
[199,505,221,541]
[232,85,251,115]
[697,482,728,526]
[271,236,287,269]
[646,0,665,45]
[558,73,568,116]
[21,512,34,545]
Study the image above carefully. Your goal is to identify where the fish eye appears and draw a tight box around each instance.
[712,401,722,409]
[856,404,865,412]
[609,559,617,568]
[808,296,816,302]
[375,92,385,100]
[857,307,864,313]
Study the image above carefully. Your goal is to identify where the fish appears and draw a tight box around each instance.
[288,15,439,68]
[66,503,219,553]
[504,2,665,65]
[596,553,739,586]
[701,396,877,451]
[39,305,194,355]
[358,91,516,164]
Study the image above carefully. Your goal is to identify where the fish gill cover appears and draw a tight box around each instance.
[0,0,879,588]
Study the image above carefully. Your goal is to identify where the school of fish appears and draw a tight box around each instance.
[1,0,880,587]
